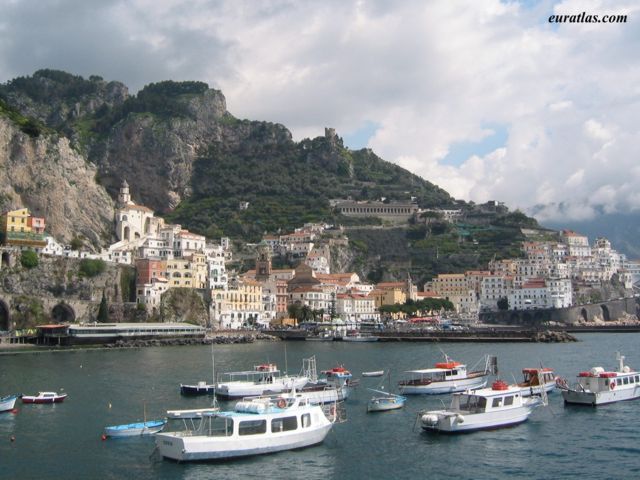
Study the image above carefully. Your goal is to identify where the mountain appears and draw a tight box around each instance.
[0,69,540,281]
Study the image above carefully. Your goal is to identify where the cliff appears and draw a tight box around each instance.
[0,115,115,248]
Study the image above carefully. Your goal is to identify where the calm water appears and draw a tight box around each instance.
[2,334,640,479]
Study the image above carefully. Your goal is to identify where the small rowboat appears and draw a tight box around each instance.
[103,420,167,438]
[21,392,67,404]
[362,371,384,377]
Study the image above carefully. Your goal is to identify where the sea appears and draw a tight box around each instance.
[2,333,640,480]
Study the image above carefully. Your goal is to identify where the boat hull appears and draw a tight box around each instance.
[421,405,536,433]
[180,384,215,395]
[367,398,405,412]
[561,385,640,405]
[156,423,332,461]
[519,382,556,397]
[400,376,487,395]
[215,378,309,400]
[21,394,67,404]
[0,395,18,412]
[342,336,378,342]
[104,420,166,437]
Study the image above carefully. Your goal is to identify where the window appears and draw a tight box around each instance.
[207,417,234,437]
[301,413,311,428]
[504,396,514,406]
[239,420,267,435]
[624,377,629,385]
[492,397,502,408]
[271,416,297,433]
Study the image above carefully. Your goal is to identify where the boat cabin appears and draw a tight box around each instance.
[402,363,470,385]
[449,382,524,413]
[181,397,321,439]
[576,367,640,392]
[217,364,282,384]
[520,368,555,387]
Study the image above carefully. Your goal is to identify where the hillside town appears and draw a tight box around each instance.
[1,180,638,330]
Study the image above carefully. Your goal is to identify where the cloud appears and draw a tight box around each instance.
[0,0,639,224]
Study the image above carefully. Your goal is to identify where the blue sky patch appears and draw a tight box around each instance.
[441,124,509,166]
[343,120,381,150]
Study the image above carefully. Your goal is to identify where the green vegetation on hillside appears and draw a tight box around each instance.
[0,98,46,137]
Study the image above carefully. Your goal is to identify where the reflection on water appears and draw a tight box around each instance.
[1,334,640,479]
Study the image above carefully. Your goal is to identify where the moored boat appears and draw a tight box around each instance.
[367,371,406,412]
[180,381,215,395]
[367,391,406,412]
[0,394,19,412]
[215,363,309,400]
[418,380,545,433]
[21,392,67,404]
[155,392,336,461]
[103,420,167,437]
[559,352,640,406]
[272,358,352,405]
[342,333,379,342]
[362,371,384,377]
[516,368,557,397]
[399,354,497,395]
[180,344,216,395]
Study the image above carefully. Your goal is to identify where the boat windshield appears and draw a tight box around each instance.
[196,416,234,437]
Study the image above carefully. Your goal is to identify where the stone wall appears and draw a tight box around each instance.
[480,297,640,326]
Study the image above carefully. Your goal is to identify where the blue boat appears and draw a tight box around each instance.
[103,420,167,438]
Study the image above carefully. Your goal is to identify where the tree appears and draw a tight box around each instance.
[20,250,38,269]
[79,258,106,277]
[497,297,509,311]
[287,303,302,322]
[97,292,109,322]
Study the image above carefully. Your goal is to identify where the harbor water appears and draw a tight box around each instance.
[2,333,640,479]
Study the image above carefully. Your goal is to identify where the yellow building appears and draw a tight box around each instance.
[166,253,207,289]
[0,208,46,247]
[221,278,263,329]
[370,284,406,308]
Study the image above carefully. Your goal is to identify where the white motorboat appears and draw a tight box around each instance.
[0,394,19,412]
[559,352,640,406]
[215,363,309,400]
[342,333,379,342]
[21,391,67,404]
[418,380,545,433]
[155,392,336,461]
[399,354,497,395]
[268,357,351,405]
[362,371,384,377]
[515,368,557,397]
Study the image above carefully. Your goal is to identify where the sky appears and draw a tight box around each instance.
[1,0,639,224]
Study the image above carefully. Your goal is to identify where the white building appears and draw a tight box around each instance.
[479,275,514,310]
[335,293,378,323]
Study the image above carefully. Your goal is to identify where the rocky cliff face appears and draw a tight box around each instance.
[0,116,115,247]
[95,89,233,212]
